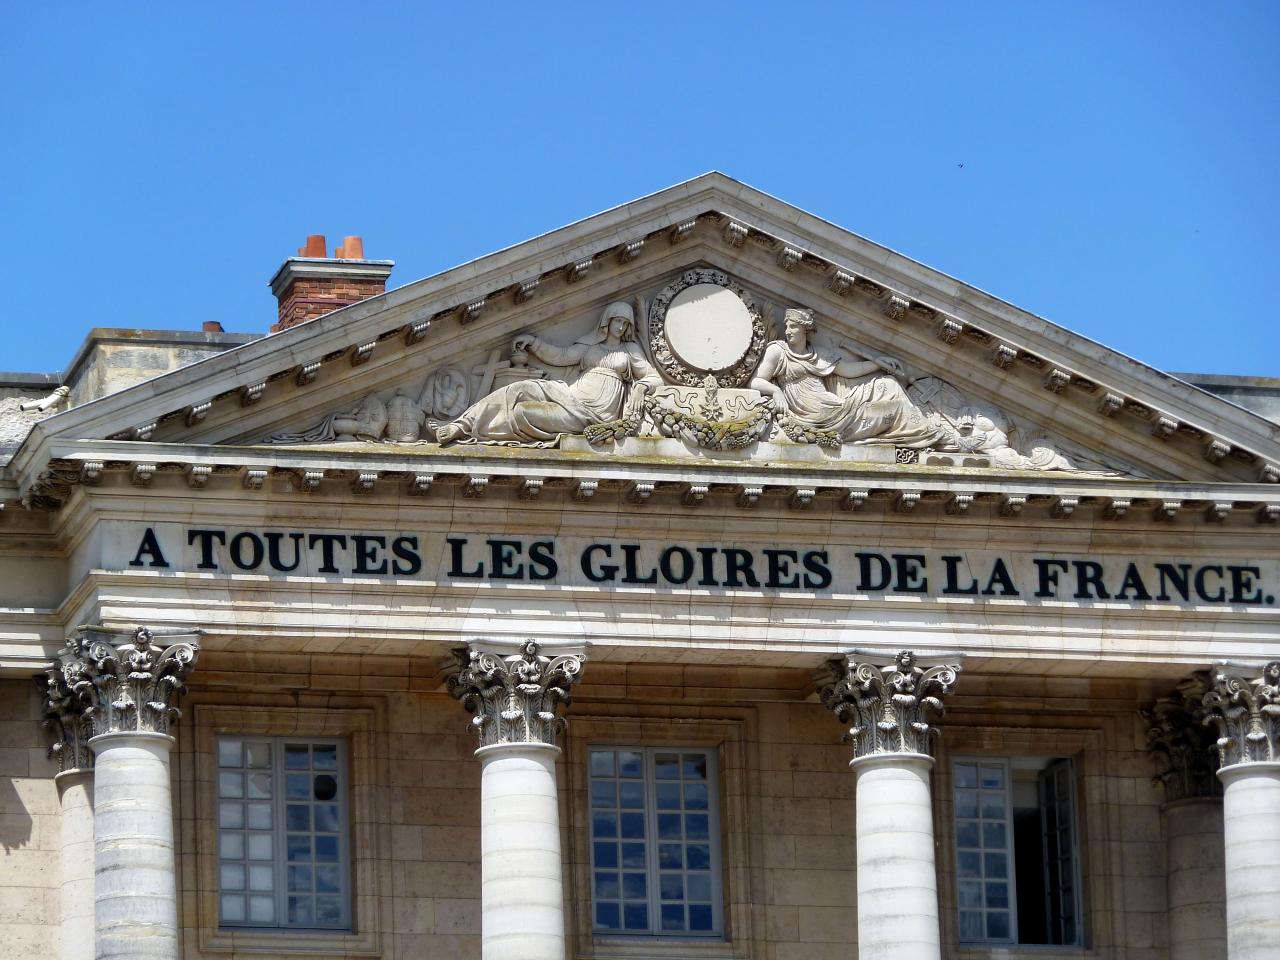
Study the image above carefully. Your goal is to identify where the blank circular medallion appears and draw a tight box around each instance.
[664,284,754,372]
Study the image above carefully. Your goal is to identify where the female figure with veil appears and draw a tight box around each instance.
[435,300,662,446]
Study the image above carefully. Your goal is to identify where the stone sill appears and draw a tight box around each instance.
[581,936,737,960]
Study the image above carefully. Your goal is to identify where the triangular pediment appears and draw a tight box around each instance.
[11,173,1279,507]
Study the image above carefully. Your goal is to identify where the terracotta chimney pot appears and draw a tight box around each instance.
[202,321,225,333]
[299,234,327,258]
[336,236,365,260]
[269,235,394,331]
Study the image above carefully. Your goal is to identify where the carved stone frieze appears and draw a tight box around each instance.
[1202,661,1280,768]
[1141,672,1222,801]
[447,641,585,749]
[62,626,200,739]
[818,651,961,760]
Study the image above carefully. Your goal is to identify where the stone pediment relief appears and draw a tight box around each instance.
[265,268,1137,476]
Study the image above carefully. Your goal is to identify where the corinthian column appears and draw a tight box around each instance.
[65,625,199,960]
[448,640,585,960]
[1142,674,1226,960]
[1201,661,1280,960]
[40,651,96,960]
[820,650,960,960]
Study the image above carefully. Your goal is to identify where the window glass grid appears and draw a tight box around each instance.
[588,746,721,938]
[954,758,1016,943]
[217,737,349,930]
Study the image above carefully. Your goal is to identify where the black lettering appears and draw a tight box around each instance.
[353,535,388,575]
[621,544,658,585]
[659,546,694,585]
[1155,563,1191,602]
[1072,560,1111,600]
[581,544,618,583]
[264,532,304,572]
[1194,565,1226,603]
[942,556,978,595]
[229,532,264,570]
[308,534,348,574]
[187,529,225,570]
[802,550,832,590]
[1114,563,1152,601]
[696,546,719,587]
[1228,565,1263,604]
[528,541,557,581]
[764,549,799,589]
[856,552,893,591]
[982,558,1019,596]
[391,536,422,576]
[1034,559,1070,598]
[447,537,484,578]
[893,554,928,593]
[130,527,170,568]
[487,539,524,580]
[722,548,760,588]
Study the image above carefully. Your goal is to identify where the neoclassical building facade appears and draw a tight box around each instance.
[1,174,1277,960]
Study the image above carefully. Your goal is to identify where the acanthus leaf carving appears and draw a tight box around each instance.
[447,641,585,749]
[1201,661,1280,768]
[1141,672,1222,801]
[818,651,961,759]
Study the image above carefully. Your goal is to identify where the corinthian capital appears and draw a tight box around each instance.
[1202,661,1280,768]
[38,643,94,773]
[448,640,585,749]
[1141,672,1221,801]
[819,650,961,760]
[65,625,200,739]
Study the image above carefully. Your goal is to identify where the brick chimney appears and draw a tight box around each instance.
[268,234,394,332]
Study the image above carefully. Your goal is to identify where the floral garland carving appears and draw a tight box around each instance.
[647,268,767,387]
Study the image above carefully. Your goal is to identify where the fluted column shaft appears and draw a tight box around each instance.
[449,640,585,960]
[1202,661,1280,960]
[821,651,960,960]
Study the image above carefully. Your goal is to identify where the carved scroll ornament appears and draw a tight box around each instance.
[448,641,585,749]
[1202,661,1280,768]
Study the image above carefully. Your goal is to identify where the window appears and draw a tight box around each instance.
[953,756,1081,947]
[588,746,722,938]
[216,736,350,930]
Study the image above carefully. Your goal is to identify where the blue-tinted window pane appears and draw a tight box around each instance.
[957,851,980,878]
[980,794,1004,819]
[980,765,1004,789]
[594,873,619,899]
[686,814,709,840]
[958,880,981,908]
[683,754,707,779]
[982,821,1007,849]
[621,843,646,868]
[314,804,339,833]
[955,790,978,818]
[985,881,1009,909]
[661,903,685,931]
[618,752,643,778]
[655,754,680,779]
[287,864,312,892]
[315,896,342,925]
[286,805,310,831]
[287,896,313,925]
[286,835,311,861]
[956,821,979,848]
[955,763,978,788]
[592,812,617,838]
[684,783,708,809]
[689,904,713,930]
[623,903,648,930]
[656,782,681,809]
[594,842,618,869]
[686,845,710,869]
[312,745,337,770]
[591,780,617,808]
[660,873,683,900]
[315,835,339,863]
[622,872,646,898]
[658,814,682,839]
[987,910,1011,939]
[659,844,682,869]
[286,775,310,800]
[595,901,620,930]
[284,745,309,769]
[959,910,983,939]
[687,873,711,901]
[620,812,645,839]
[590,751,614,777]
[983,852,1008,879]
[619,781,645,809]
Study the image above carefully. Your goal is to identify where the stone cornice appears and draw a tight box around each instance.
[447,640,585,749]
[818,650,961,760]
[9,175,1277,506]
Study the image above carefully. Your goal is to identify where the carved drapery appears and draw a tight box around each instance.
[1202,661,1280,767]
[1141,672,1222,801]
[448,640,585,748]
[39,646,95,773]
[819,650,961,759]
[63,626,200,739]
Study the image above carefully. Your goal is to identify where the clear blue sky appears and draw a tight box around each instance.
[2,2,1277,376]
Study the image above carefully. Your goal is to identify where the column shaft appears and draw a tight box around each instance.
[55,770,95,960]
[477,743,565,960]
[90,732,178,960]
[1162,798,1226,960]
[1218,762,1280,960]
[852,754,941,960]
